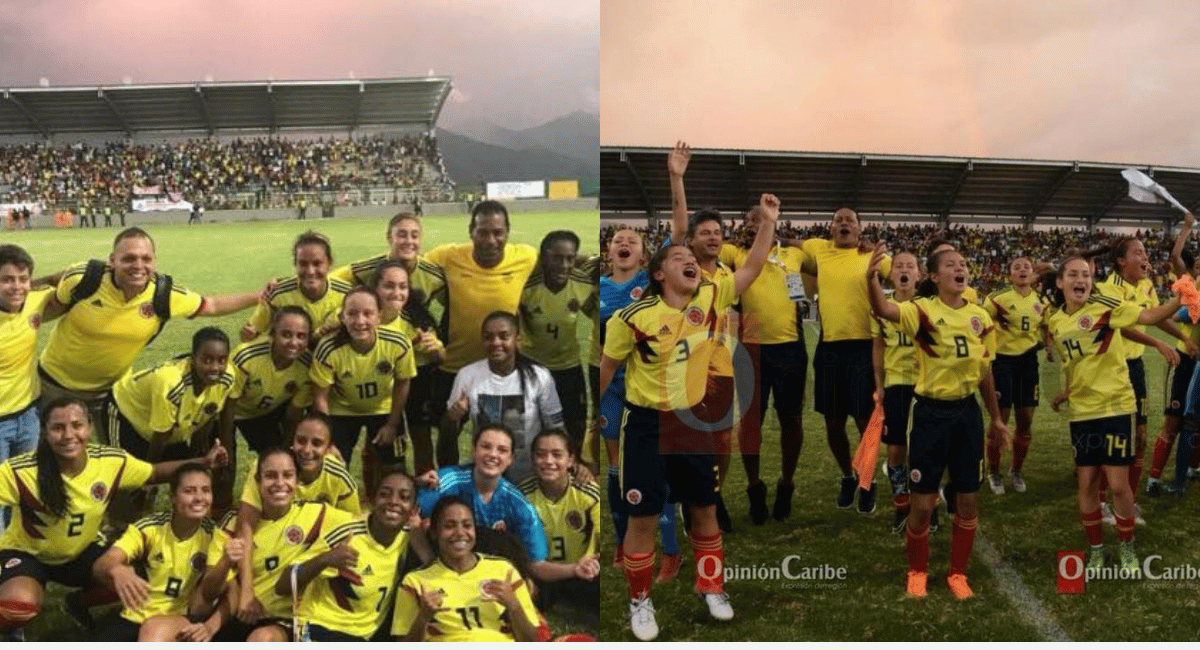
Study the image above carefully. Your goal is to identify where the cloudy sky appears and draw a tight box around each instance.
[0,0,597,130]
[603,0,1200,168]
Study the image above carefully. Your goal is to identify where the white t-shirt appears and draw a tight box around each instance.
[447,359,564,482]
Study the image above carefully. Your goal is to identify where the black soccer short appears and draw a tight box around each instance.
[108,400,193,462]
[882,384,915,447]
[307,623,367,642]
[405,364,439,427]
[814,339,876,420]
[749,339,808,420]
[0,543,106,590]
[1070,414,1135,467]
[429,367,457,420]
[551,365,588,449]
[907,394,984,494]
[235,403,290,454]
[992,347,1040,409]
[618,402,718,516]
[214,618,294,642]
[1165,354,1197,418]
[329,414,399,469]
[1126,358,1148,425]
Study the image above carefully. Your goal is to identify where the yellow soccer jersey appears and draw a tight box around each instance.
[0,445,153,564]
[392,554,538,642]
[423,243,538,372]
[1048,294,1140,422]
[871,296,918,388]
[720,243,809,344]
[381,312,443,369]
[518,477,600,563]
[701,262,736,378]
[229,338,314,420]
[245,276,353,338]
[41,263,205,391]
[304,518,409,639]
[801,239,892,341]
[0,288,51,417]
[963,286,980,305]
[984,287,1050,356]
[111,358,238,446]
[311,329,418,416]
[209,502,359,619]
[331,255,447,308]
[240,454,361,515]
[111,513,216,624]
[519,267,598,371]
[896,297,996,401]
[1097,274,1157,359]
[604,274,737,411]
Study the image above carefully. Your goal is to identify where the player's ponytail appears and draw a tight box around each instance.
[37,398,90,518]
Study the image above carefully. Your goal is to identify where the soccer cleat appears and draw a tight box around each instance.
[1009,471,1027,493]
[747,481,769,525]
[1118,542,1139,574]
[629,598,659,641]
[772,480,795,521]
[655,553,681,584]
[1189,467,1199,482]
[988,472,1005,495]
[612,544,624,567]
[947,573,974,600]
[715,493,734,533]
[929,505,940,533]
[857,482,877,514]
[701,592,735,621]
[891,508,909,534]
[1134,503,1145,526]
[1100,502,1115,526]
[1145,478,1162,498]
[1087,546,1105,572]
[906,570,928,598]
[837,476,858,509]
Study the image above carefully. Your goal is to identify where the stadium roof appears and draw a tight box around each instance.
[601,147,1200,228]
[0,77,452,137]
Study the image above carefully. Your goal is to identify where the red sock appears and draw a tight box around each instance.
[1114,515,1135,543]
[0,600,38,632]
[949,515,978,575]
[623,551,656,600]
[905,521,930,574]
[1149,436,1172,480]
[690,532,725,594]
[986,437,1002,473]
[893,492,910,513]
[1129,454,1145,494]
[1011,435,1031,472]
[1081,509,1103,546]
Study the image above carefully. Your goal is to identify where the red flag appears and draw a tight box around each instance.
[853,401,885,490]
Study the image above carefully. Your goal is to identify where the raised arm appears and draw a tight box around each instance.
[732,194,780,296]
[1171,212,1195,277]
[195,290,262,317]
[667,141,692,243]
[867,243,901,323]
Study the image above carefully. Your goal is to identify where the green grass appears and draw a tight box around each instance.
[5,211,598,640]
[598,322,1200,641]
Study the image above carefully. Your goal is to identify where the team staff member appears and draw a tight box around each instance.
[599,194,778,640]
[868,245,1008,600]
[37,228,264,441]
[982,257,1051,494]
[1048,257,1181,573]
[0,398,227,640]
[795,209,892,511]
[424,201,539,467]
[240,231,351,343]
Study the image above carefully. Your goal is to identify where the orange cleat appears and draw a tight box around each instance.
[655,553,681,584]
[906,570,927,598]
[947,573,974,600]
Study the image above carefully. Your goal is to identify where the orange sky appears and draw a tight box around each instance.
[602,0,1200,167]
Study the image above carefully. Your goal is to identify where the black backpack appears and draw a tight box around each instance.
[69,259,174,342]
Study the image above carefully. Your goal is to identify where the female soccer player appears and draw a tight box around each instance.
[241,231,352,343]
[520,230,598,449]
[311,287,416,491]
[195,448,359,642]
[598,193,779,640]
[373,259,445,476]
[92,464,225,642]
[867,244,1009,600]
[0,398,226,640]
[276,468,431,641]
[440,311,564,482]
[982,256,1051,494]
[392,495,540,642]
[871,250,922,533]
[1048,257,1182,571]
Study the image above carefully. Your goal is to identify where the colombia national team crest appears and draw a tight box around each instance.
[685,306,704,326]
[285,525,304,545]
[376,360,393,375]
[492,520,507,533]
[28,313,41,328]
[969,316,983,336]
[567,298,581,313]
[284,381,298,394]
[91,481,108,502]
[1078,315,1093,330]
[566,510,584,531]
[625,489,643,505]
[191,552,208,572]
[630,286,643,300]
[139,302,155,319]
[204,403,218,415]
[1033,303,1044,315]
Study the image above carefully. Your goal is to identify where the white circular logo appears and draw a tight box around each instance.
[625,489,642,505]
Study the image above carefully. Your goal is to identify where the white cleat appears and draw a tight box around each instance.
[1009,471,1027,493]
[702,592,735,621]
[1134,503,1146,526]
[629,597,659,641]
[988,472,1005,495]
[1100,502,1116,526]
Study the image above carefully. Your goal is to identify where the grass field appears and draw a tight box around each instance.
[3,211,598,640]
[597,321,1200,642]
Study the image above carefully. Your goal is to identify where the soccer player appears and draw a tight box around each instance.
[91,464,224,642]
[277,468,431,642]
[519,430,601,619]
[37,228,264,443]
[392,495,540,642]
[311,287,416,491]
[982,257,1052,494]
[0,245,62,534]
[0,398,226,641]
[867,245,1009,599]
[440,311,564,482]
[195,448,359,642]
[871,250,922,533]
[598,194,779,639]
[519,230,598,450]
[424,201,538,467]
[1047,257,1182,572]
[240,231,351,343]
[798,208,892,510]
